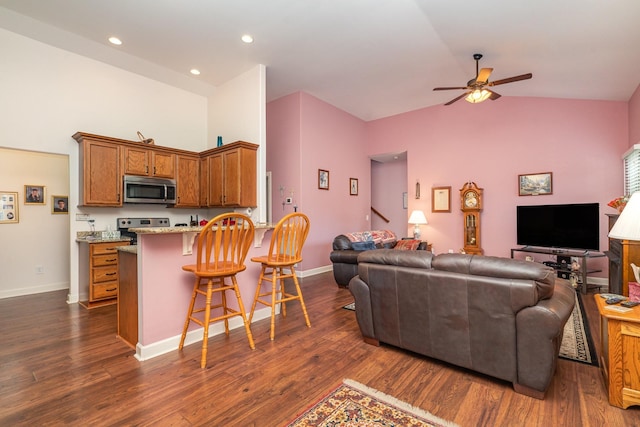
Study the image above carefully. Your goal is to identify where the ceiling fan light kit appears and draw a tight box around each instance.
[434,53,532,106]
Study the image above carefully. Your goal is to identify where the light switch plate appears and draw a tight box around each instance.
[76,213,90,221]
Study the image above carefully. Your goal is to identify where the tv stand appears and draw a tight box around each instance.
[510,247,605,294]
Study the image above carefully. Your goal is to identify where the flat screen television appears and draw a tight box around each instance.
[516,203,600,251]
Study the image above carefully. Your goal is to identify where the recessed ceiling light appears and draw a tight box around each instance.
[108,36,122,45]
[241,34,254,44]
[190,69,201,75]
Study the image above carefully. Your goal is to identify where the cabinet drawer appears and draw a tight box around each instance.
[93,254,118,267]
[93,266,118,283]
[91,242,120,256]
[93,282,118,300]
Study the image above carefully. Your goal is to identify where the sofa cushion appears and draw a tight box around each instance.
[393,239,421,250]
[351,241,377,251]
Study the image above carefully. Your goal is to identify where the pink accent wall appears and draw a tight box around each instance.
[267,92,369,270]
[629,84,640,146]
[268,93,630,279]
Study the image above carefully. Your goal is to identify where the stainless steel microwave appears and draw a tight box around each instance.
[123,175,177,204]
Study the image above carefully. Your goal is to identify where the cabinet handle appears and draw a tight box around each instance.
[106,272,116,276]
[106,287,117,292]
[105,258,116,262]
[154,166,156,174]
[146,165,149,173]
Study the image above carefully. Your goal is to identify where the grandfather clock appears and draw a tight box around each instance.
[460,182,483,255]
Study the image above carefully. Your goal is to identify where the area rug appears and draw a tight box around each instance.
[287,379,458,427]
[343,290,597,366]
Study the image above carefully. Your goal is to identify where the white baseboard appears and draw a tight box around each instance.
[0,282,69,299]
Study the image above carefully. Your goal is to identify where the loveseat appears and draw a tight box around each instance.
[348,250,575,399]
[330,230,427,287]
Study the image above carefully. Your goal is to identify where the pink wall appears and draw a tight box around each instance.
[267,92,369,271]
[268,93,630,279]
[629,84,640,146]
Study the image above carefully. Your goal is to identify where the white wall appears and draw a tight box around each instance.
[0,28,265,301]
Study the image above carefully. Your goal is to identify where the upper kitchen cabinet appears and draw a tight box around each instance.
[175,154,200,208]
[123,146,175,179]
[202,141,258,208]
[74,132,123,206]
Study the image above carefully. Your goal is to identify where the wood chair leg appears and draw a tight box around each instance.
[201,279,213,369]
[277,268,287,318]
[249,266,267,323]
[291,268,311,328]
[179,277,200,350]
[219,278,230,335]
[270,267,278,340]
[231,276,255,350]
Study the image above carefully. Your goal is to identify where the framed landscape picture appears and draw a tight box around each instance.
[518,172,553,196]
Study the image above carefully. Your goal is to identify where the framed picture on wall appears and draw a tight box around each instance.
[318,169,329,190]
[432,186,451,212]
[349,178,358,196]
[518,172,553,196]
[0,191,19,223]
[52,195,69,214]
[25,185,45,204]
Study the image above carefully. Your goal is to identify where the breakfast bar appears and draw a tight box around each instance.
[120,224,273,361]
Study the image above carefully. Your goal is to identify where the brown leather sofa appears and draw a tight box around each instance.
[330,231,427,287]
[348,250,575,399]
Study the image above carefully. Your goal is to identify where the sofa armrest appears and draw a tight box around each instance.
[348,276,375,340]
[515,279,575,392]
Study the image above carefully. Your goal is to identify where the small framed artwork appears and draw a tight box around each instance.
[518,172,553,196]
[318,169,329,190]
[25,185,45,204]
[432,186,451,212]
[52,195,69,214]
[0,191,19,223]
[349,178,358,196]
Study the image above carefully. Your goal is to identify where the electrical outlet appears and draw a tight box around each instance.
[285,197,293,204]
[35,265,44,274]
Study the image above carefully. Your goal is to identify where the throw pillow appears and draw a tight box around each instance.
[351,241,377,251]
[393,239,421,250]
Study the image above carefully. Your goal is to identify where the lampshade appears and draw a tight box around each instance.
[465,89,491,104]
[408,210,428,225]
[609,191,640,240]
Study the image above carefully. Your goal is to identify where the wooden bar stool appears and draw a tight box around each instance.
[249,212,311,340]
[179,213,255,368]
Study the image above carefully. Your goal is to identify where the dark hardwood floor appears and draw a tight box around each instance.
[1,272,638,426]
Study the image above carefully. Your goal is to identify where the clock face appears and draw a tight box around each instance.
[464,191,478,208]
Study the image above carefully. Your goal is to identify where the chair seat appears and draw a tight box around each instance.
[250,255,301,266]
[182,263,246,277]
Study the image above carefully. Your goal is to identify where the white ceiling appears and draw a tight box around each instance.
[1,0,639,121]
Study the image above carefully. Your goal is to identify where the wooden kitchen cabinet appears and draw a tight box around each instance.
[199,157,209,206]
[79,240,130,309]
[118,250,138,348]
[123,146,175,179]
[203,141,258,207]
[74,133,122,206]
[175,154,200,207]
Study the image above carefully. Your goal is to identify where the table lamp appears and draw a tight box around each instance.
[408,210,428,240]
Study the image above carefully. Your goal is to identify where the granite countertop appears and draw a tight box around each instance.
[116,245,137,254]
[76,232,132,244]
[129,223,274,234]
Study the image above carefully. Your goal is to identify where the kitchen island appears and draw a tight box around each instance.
[120,224,273,361]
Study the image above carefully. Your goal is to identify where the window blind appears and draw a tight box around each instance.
[624,144,640,195]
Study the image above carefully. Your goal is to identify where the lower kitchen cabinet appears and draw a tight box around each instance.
[79,240,130,309]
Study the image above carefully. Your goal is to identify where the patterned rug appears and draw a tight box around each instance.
[343,290,597,366]
[287,379,458,427]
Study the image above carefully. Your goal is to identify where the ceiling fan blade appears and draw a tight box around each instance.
[444,92,469,106]
[488,90,501,100]
[488,73,533,86]
[476,67,493,83]
[433,86,468,91]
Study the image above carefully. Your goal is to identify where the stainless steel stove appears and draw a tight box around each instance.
[117,217,170,245]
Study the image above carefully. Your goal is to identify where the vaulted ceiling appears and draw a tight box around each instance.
[1,0,639,121]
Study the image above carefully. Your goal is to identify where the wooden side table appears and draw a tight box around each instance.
[594,295,640,409]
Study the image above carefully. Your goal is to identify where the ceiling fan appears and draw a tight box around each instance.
[433,54,532,106]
